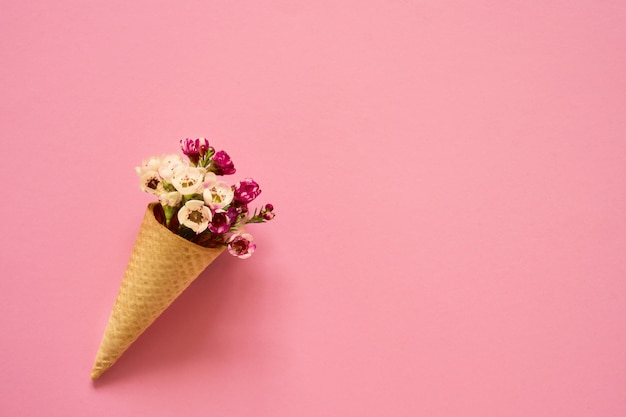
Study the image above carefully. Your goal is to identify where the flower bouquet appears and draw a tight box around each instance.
[91,138,275,380]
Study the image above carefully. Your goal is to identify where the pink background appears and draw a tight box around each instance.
[1,1,625,415]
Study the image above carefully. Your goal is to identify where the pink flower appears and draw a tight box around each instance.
[227,233,256,259]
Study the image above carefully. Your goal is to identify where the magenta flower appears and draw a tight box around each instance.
[208,210,232,234]
[225,205,241,223]
[210,150,236,175]
[180,138,211,163]
[262,203,275,220]
[234,178,261,203]
[227,233,256,259]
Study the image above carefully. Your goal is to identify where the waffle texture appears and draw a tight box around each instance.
[91,203,225,380]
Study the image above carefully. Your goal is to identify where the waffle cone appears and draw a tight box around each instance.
[91,203,225,380]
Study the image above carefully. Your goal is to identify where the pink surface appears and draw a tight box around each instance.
[1,0,626,415]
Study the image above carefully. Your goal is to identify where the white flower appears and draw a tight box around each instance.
[158,191,182,207]
[203,179,234,210]
[158,154,185,182]
[203,171,217,185]
[135,156,161,176]
[177,200,212,233]
[171,165,205,195]
[139,170,164,195]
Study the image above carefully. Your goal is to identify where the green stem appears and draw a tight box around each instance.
[163,205,176,227]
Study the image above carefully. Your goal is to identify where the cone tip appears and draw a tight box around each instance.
[91,364,105,380]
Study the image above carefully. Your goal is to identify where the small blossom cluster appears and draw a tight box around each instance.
[136,138,275,259]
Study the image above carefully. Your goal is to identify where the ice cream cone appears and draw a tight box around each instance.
[91,203,225,380]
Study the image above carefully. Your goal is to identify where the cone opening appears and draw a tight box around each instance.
[146,203,227,253]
